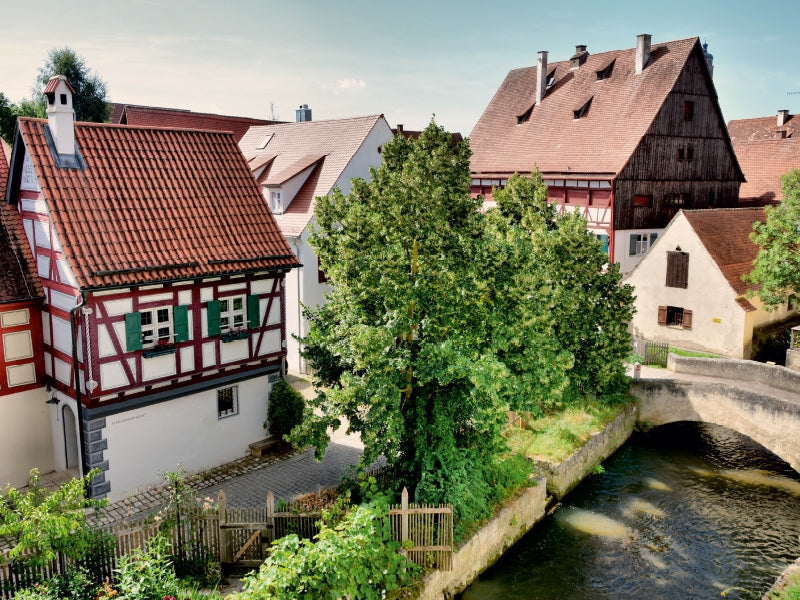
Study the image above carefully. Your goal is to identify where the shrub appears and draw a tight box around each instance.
[265,380,305,440]
[12,567,95,600]
[114,533,179,600]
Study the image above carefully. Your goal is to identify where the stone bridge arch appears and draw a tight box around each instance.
[631,379,800,474]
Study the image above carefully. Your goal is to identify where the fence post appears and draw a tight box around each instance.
[400,487,409,556]
[218,490,231,565]
[266,491,275,544]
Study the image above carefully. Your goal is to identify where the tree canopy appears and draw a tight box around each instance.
[35,47,111,123]
[746,169,800,309]
[0,92,17,144]
[294,122,634,522]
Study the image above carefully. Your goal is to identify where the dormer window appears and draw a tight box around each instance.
[596,60,615,80]
[573,97,593,120]
[269,190,283,213]
[546,69,556,87]
[517,105,534,124]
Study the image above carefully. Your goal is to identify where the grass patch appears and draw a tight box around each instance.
[504,402,628,463]
[771,572,800,600]
[668,347,722,359]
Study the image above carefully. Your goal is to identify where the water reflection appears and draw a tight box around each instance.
[459,422,800,600]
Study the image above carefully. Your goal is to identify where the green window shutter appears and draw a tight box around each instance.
[207,300,221,337]
[247,294,261,329]
[629,234,637,256]
[600,234,609,254]
[125,312,142,352]
[649,232,658,246]
[173,305,189,342]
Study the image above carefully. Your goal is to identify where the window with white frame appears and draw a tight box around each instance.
[629,233,655,256]
[217,385,238,418]
[140,307,172,346]
[219,296,246,332]
[269,190,283,213]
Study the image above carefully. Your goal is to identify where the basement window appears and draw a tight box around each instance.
[573,97,593,120]
[217,386,239,419]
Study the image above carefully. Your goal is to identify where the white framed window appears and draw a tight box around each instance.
[629,233,657,257]
[270,190,283,213]
[140,307,172,347]
[220,296,246,332]
[218,385,238,418]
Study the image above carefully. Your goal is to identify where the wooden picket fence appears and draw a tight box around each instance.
[0,487,453,596]
[632,336,669,367]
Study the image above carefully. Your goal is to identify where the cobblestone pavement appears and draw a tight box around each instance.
[92,373,365,526]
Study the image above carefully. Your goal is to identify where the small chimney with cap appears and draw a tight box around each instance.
[296,104,312,122]
[569,45,588,70]
[778,110,790,127]
[536,50,548,104]
[635,34,651,74]
[44,75,75,156]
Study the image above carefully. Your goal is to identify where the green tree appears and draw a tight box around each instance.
[34,47,111,123]
[0,92,17,144]
[746,169,800,309]
[0,469,106,568]
[295,124,632,523]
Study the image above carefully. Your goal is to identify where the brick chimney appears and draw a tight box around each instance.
[44,75,75,156]
[635,34,652,74]
[536,51,548,104]
[778,110,790,127]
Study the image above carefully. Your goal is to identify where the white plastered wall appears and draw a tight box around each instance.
[627,215,749,357]
[102,375,275,502]
[0,386,54,488]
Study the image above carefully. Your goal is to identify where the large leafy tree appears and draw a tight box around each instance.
[34,47,111,123]
[0,92,17,144]
[295,123,633,521]
[746,169,800,309]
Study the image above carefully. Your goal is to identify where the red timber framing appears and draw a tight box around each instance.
[0,299,45,394]
[82,274,285,410]
[470,176,616,261]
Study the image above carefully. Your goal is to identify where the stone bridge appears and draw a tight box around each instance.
[630,355,800,473]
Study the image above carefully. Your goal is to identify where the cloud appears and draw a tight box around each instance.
[333,78,366,95]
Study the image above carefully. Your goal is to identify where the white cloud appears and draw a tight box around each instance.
[333,78,367,95]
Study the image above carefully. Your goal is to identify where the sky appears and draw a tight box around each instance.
[1,0,799,136]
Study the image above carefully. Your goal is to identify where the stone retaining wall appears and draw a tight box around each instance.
[415,478,547,600]
[763,557,800,599]
[668,354,800,395]
[533,403,639,499]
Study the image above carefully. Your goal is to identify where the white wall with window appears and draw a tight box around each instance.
[615,229,663,275]
[103,373,278,502]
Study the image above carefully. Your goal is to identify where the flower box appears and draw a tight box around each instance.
[142,345,177,358]
[221,330,252,343]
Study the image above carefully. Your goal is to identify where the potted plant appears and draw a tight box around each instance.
[142,338,178,358]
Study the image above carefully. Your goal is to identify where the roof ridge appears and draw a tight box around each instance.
[20,117,239,138]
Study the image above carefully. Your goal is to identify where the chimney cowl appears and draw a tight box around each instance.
[296,104,312,122]
[635,34,652,74]
[43,75,76,156]
[778,109,790,127]
[569,45,588,70]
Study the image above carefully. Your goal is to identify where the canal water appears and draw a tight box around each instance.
[459,422,800,600]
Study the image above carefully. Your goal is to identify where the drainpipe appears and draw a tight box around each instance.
[69,291,89,484]
[609,179,616,263]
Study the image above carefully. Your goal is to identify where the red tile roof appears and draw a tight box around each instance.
[0,204,44,303]
[16,118,298,290]
[115,105,282,142]
[239,115,390,237]
[682,208,766,296]
[470,37,700,177]
[728,113,799,204]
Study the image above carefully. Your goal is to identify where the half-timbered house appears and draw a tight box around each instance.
[0,141,51,489]
[5,76,299,499]
[470,35,744,274]
[238,113,393,373]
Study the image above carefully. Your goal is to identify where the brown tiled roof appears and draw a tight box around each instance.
[728,114,799,204]
[115,105,281,142]
[470,37,700,177]
[239,115,388,237]
[393,126,464,144]
[16,118,298,290]
[0,204,44,303]
[728,113,798,143]
[682,208,766,296]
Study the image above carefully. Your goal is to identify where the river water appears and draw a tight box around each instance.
[459,422,800,600]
